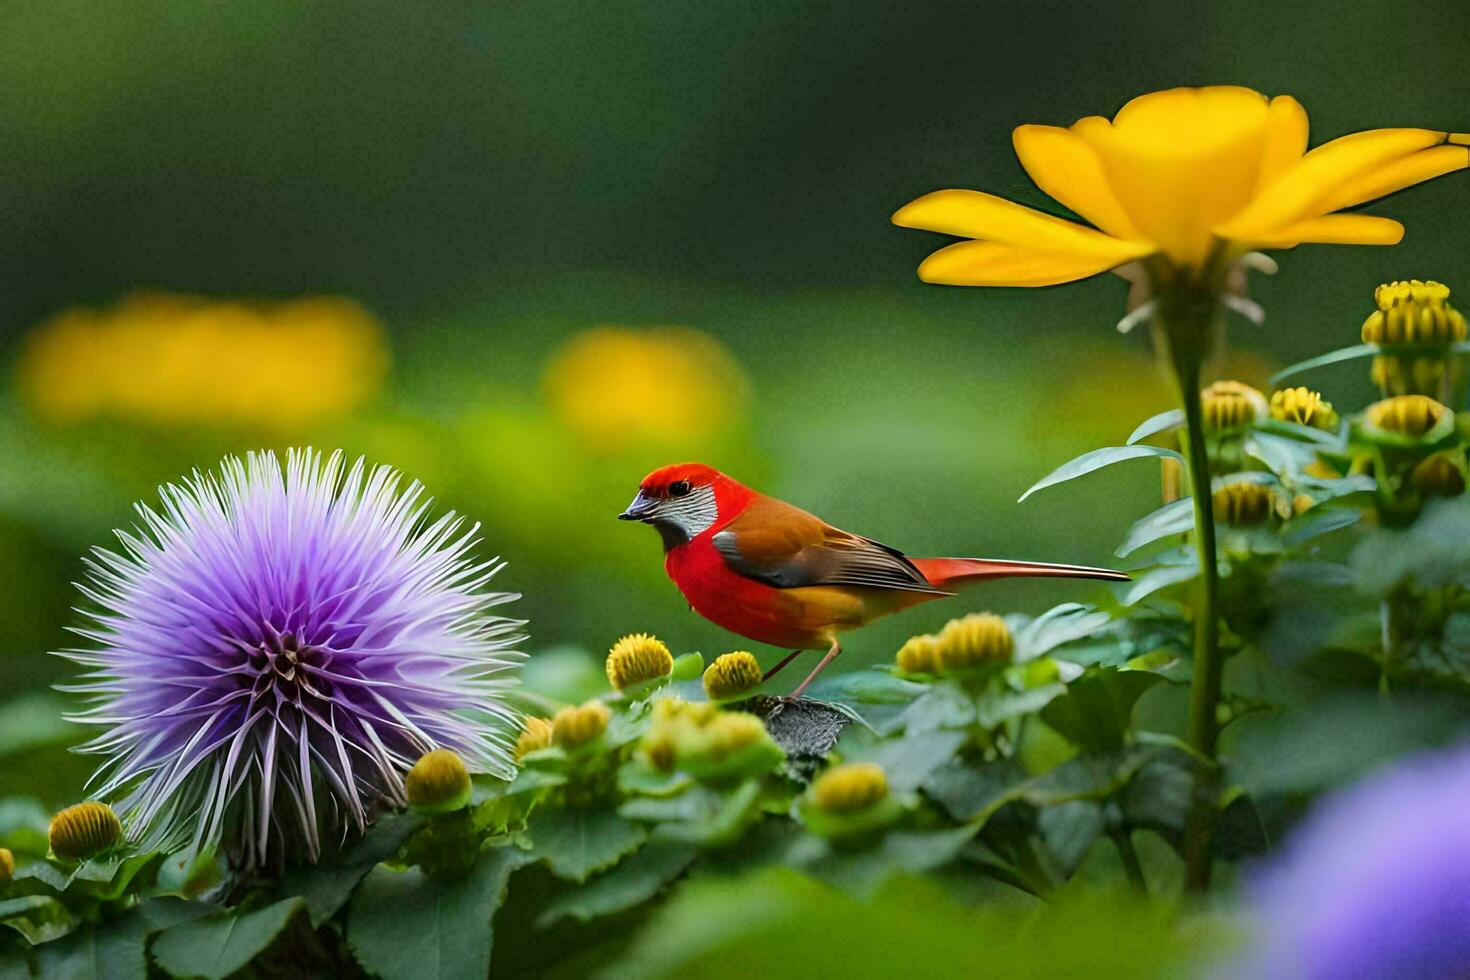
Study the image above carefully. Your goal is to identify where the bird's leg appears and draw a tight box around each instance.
[762,650,804,682]
[787,639,841,700]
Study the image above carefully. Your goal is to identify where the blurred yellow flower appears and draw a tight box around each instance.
[895,86,1468,284]
[542,326,749,451]
[16,291,388,429]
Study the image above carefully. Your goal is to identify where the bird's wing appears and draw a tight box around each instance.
[712,494,949,594]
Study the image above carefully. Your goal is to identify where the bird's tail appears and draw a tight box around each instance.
[911,557,1129,588]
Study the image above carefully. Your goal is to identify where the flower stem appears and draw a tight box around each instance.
[1110,828,1147,895]
[1152,275,1224,892]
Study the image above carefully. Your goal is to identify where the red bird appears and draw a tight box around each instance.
[619,463,1128,698]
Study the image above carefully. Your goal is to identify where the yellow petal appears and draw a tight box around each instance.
[1248,214,1404,248]
[1011,125,1140,239]
[1317,143,1469,213]
[1222,128,1447,238]
[1257,95,1309,190]
[915,240,1124,287]
[891,189,1151,263]
[1078,86,1272,266]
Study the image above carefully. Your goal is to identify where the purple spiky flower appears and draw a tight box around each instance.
[59,449,524,869]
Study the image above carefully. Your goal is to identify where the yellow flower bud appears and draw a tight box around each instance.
[49,802,121,861]
[1270,387,1338,430]
[895,634,940,675]
[1212,482,1274,526]
[689,712,767,759]
[703,651,763,701]
[605,633,674,691]
[551,701,610,749]
[936,613,1013,672]
[1364,395,1448,439]
[0,847,13,885]
[405,748,473,814]
[1292,493,1315,516]
[812,762,889,814]
[1303,460,1341,480]
[1410,451,1467,498]
[1362,280,1467,346]
[514,716,553,761]
[1200,381,1267,432]
[652,697,718,727]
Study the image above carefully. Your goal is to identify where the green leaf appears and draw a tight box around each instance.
[1040,670,1164,754]
[0,893,72,945]
[151,897,305,980]
[1126,409,1184,446]
[35,899,213,980]
[1038,801,1104,876]
[844,730,966,795]
[802,670,928,706]
[921,758,1029,823]
[1270,343,1378,384]
[0,797,51,855]
[649,780,764,848]
[347,848,528,980]
[276,810,426,926]
[528,808,647,882]
[1020,445,1183,503]
[1014,604,1113,660]
[890,684,974,736]
[975,684,1065,728]
[535,841,696,927]
[1115,499,1193,557]
[1121,564,1197,606]
[1281,507,1361,546]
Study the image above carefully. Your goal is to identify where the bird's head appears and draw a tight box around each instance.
[619,463,742,549]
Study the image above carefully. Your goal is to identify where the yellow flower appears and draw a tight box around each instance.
[551,701,611,749]
[16,292,388,429]
[515,716,553,761]
[703,651,763,701]
[1201,380,1267,431]
[542,326,749,452]
[895,634,940,674]
[894,87,1468,283]
[605,633,674,691]
[405,749,473,814]
[1270,387,1338,429]
[1365,395,1449,438]
[49,801,122,861]
[1362,281,1467,346]
[936,613,1014,672]
[1212,482,1275,526]
[811,762,889,814]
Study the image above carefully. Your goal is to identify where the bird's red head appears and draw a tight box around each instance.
[619,463,751,549]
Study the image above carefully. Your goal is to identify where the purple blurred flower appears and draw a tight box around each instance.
[1244,744,1470,978]
[60,449,524,868]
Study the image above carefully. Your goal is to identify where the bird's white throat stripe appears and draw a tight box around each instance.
[660,485,719,538]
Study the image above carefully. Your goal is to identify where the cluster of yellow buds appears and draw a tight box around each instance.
[551,701,611,750]
[405,748,474,814]
[1270,387,1338,430]
[515,716,554,761]
[935,613,1014,673]
[637,698,782,784]
[1212,482,1277,526]
[703,651,763,701]
[800,761,902,841]
[1363,281,1467,399]
[894,634,940,674]
[1200,381,1267,432]
[605,633,674,692]
[49,801,122,861]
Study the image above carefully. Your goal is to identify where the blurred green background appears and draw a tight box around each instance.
[2,0,1467,798]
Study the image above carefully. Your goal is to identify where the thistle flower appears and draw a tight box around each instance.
[405,749,473,814]
[515,717,553,761]
[551,701,610,749]
[894,87,1467,285]
[895,634,940,675]
[49,802,122,861]
[605,633,673,691]
[1364,395,1449,439]
[60,449,523,868]
[1270,387,1338,430]
[1212,482,1275,526]
[936,613,1014,672]
[1201,381,1267,432]
[1243,745,1470,978]
[703,652,763,701]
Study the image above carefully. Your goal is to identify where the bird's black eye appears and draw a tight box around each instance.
[668,480,692,498]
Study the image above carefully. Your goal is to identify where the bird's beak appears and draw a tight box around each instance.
[618,490,657,522]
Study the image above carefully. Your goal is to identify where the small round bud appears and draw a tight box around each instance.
[1212,482,1274,526]
[49,802,121,861]
[1364,395,1449,439]
[703,651,763,701]
[676,711,784,784]
[1302,459,1341,480]
[0,847,13,885]
[1362,280,1466,346]
[936,613,1013,672]
[895,635,940,675]
[652,696,718,727]
[551,701,610,749]
[405,748,473,814]
[1292,493,1315,516]
[1270,387,1338,430]
[812,762,889,814]
[515,716,553,761]
[605,633,673,691]
[1200,381,1267,432]
[1410,451,1467,498]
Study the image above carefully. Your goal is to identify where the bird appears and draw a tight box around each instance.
[618,462,1129,699]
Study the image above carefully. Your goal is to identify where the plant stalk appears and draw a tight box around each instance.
[1110,828,1147,895]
